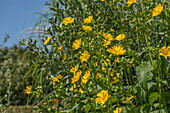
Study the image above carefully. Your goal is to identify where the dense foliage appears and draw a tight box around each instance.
[23,0,170,112]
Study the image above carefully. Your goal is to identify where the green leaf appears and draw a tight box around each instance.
[149,92,159,105]
[60,104,79,113]
[136,62,153,91]
[85,103,91,113]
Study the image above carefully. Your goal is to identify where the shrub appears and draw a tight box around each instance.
[23,0,170,112]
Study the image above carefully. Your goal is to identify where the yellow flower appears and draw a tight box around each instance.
[127,0,137,6]
[80,51,90,63]
[73,39,81,50]
[113,107,122,113]
[106,59,109,62]
[159,46,170,59]
[103,40,111,48]
[84,70,91,77]
[115,33,126,41]
[82,25,92,31]
[107,45,126,55]
[25,86,32,94]
[116,73,120,78]
[111,29,114,32]
[104,61,108,65]
[152,3,163,16]
[63,17,74,25]
[52,74,63,83]
[79,88,82,92]
[62,55,66,62]
[70,84,76,91]
[103,33,114,41]
[84,16,93,24]
[57,45,63,51]
[101,0,106,1]
[71,70,82,84]
[96,62,98,66]
[98,32,101,35]
[114,58,119,63]
[57,74,63,79]
[52,77,59,82]
[96,73,101,79]
[81,70,91,84]
[70,65,79,74]
[100,26,104,29]
[124,94,134,103]
[102,67,105,71]
[44,37,51,45]
[97,11,101,14]
[96,90,110,106]
[110,74,113,77]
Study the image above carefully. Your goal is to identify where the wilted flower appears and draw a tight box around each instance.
[152,3,163,16]
[96,90,110,106]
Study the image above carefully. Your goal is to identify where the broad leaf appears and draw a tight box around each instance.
[136,62,153,91]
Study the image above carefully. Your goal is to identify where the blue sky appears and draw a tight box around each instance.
[0,0,47,48]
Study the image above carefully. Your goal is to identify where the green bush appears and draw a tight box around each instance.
[0,45,33,105]
[23,0,170,112]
